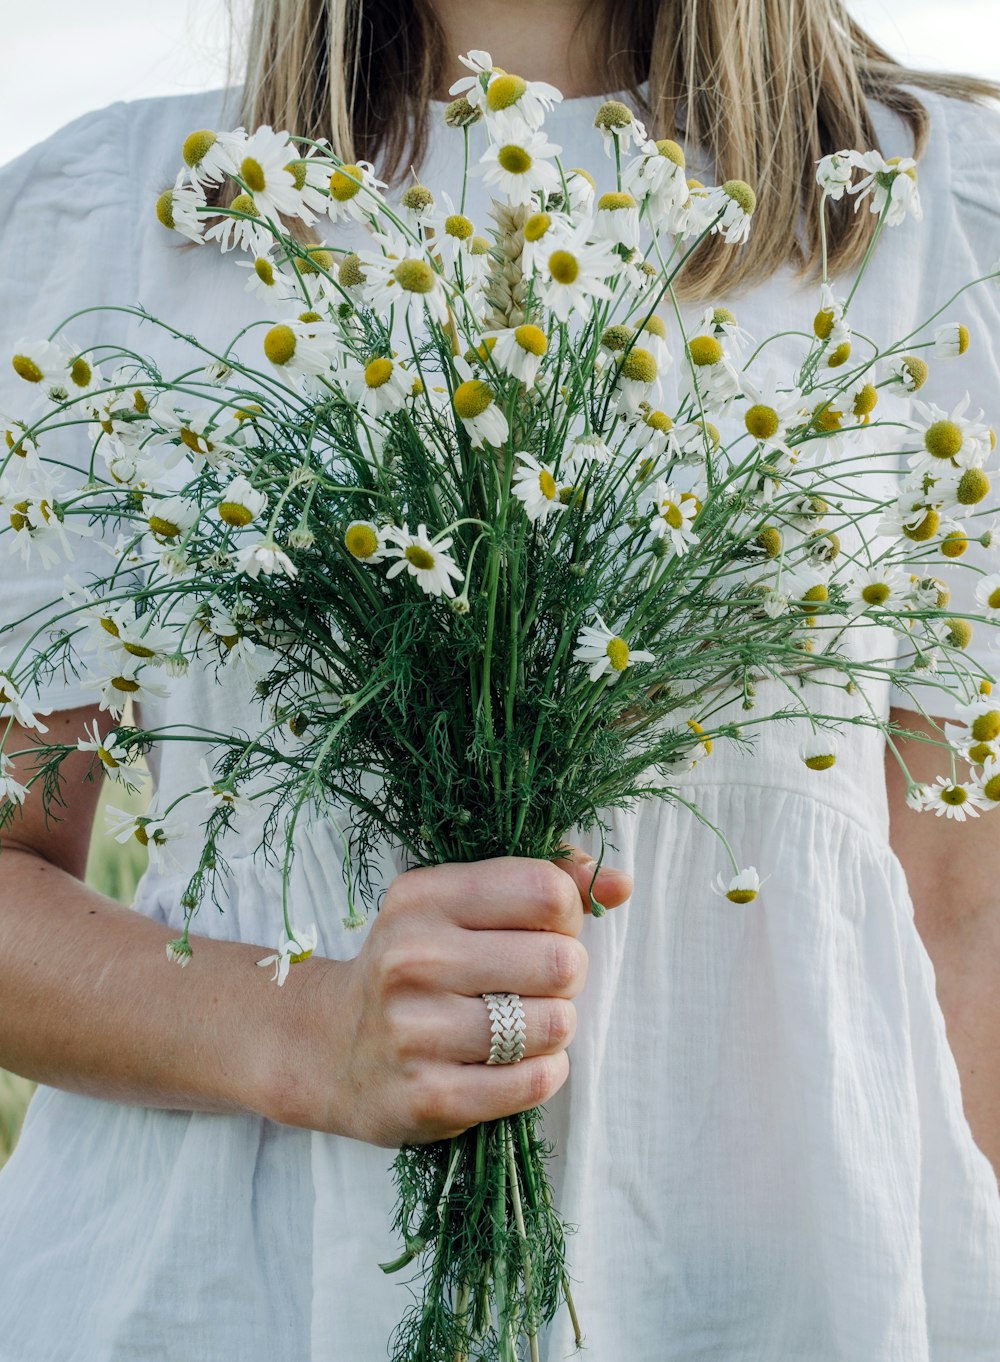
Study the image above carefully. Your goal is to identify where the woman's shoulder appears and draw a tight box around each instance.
[878,84,1000,200]
[0,85,243,188]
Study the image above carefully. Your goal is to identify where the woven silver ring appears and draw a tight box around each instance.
[482,992,527,1065]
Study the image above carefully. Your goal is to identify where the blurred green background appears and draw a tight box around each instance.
[0,775,147,1169]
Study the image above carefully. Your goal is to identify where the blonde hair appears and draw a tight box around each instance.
[229,0,1000,297]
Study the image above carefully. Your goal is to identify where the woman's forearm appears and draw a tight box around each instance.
[0,845,320,1117]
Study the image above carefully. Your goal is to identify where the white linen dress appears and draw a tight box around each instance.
[0,79,999,1362]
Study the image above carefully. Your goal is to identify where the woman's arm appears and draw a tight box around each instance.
[886,706,1000,1177]
[0,706,631,1145]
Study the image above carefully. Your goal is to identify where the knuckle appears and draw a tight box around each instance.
[376,939,439,995]
[545,935,587,994]
[526,1053,567,1108]
[543,999,576,1051]
[526,860,577,929]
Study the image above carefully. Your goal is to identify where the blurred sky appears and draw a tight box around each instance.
[2,0,998,166]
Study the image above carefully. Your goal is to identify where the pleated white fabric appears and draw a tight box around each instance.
[1,79,1000,1361]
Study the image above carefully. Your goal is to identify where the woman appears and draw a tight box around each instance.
[0,1,999,1357]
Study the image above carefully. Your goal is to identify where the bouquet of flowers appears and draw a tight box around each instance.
[3,49,999,1361]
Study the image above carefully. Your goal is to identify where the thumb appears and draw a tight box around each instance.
[552,843,633,916]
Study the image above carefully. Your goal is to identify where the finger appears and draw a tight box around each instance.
[399,857,584,935]
[415,994,576,1064]
[553,843,633,913]
[416,1052,571,1136]
[439,928,588,999]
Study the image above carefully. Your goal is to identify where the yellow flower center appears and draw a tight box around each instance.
[497,145,533,175]
[69,357,91,387]
[514,324,547,356]
[296,246,334,275]
[601,324,632,352]
[401,184,433,212]
[254,258,275,286]
[745,405,780,440]
[688,335,723,366]
[940,784,968,806]
[219,501,254,527]
[968,741,994,765]
[365,357,394,388]
[539,469,557,500]
[756,526,782,559]
[453,379,494,419]
[605,637,630,671]
[645,409,673,432]
[956,324,970,354]
[148,514,182,539]
[240,156,266,193]
[655,138,685,167]
[264,324,296,366]
[405,544,436,570]
[155,189,176,231]
[597,191,637,212]
[941,531,969,559]
[548,250,579,284]
[722,179,756,214]
[852,384,878,418]
[182,130,217,167]
[643,315,667,340]
[97,746,119,770]
[988,587,1000,610]
[620,347,658,384]
[662,501,684,530]
[971,710,1000,742]
[801,584,829,606]
[727,887,758,904]
[486,73,528,110]
[946,618,973,649]
[524,212,551,242]
[285,160,307,190]
[393,259,436,294]
[11,354,43,383]
[827,341,852,368]
[329,164,364,200]
[984,774,1000,802]
[112,676,141,694]
[804,751,836,771]
[903,508,940,542]
[99,617,121,638]
[345,524,379,559]
[813,308,835,340]
[956,468,990,505]
[901,355,928,390]
[444,213,474,240]
[861,582,891,605]
[122,641,157,659]
[230,193,259,218]
[924,420,963,460]
[595,100,633,130]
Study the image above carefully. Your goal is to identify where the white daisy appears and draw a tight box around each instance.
[848,151,922,227]
[479,70,562,130]
[710,180,757,245]
[847,565,907,614]
[700,307,754,365]
[76,719,147,793]
[218,125,303,221]
[800,732,838,770]
[384,524,464,598]
[180,127,237,188]
[257,923,319,986]
[326,160,387,224]
[342,353,412,418]
[215,475,268,528]
[0,672,48,732]
[203,191,271,255]
[815,150,855,200]
[573,614,655,684]
[155,172,206,244]
[647,480,699,555]
[739,374,805,457]
[478,118,562,206]
[512,452,566,524]
[711,866,763,903]
[593,100,649,158]
[447,49,496,110]
[343,520,390,564]
[594,192,641,249]
[9,337,69,391]
[451,357,509,448]
[933,321,971,359]
[357,230,450,326]
[975,573,1000,617]
[904,394,992,473]
[235,540,298,580]
[143,494,201,544]
[539,227,618,323]
[922,775,988,821]
[235,252,299,302]
[487,324,549,388]
[623,138,689,220]
[0,754,28,807]
[262,317,340,379]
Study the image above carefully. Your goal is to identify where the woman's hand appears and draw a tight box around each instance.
[271,849,632,1147]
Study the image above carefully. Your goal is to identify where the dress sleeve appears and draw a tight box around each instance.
[889,90,1000,715]
[0,100,138,714]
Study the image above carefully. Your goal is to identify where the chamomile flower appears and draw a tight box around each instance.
[180,128,237,187]
[848,151,922,226]
[937,462,992,517]
[235,540,298,580]
[235,253,298,302]
[357,231,450,325]
[673,179,720,239]
[801,732,838,770]
[630,407,680,463]
[563,167,596,214]
[262,317,340,378]
[76,719,147,793]
[384,524,464,597]
[0,755,28,807]
[0,672,48,731]
[487,324,549,388]
[197,758,255,816]
[712,866,763,903]
[922,775,988,821]
[885,353,929,393]
[512,452,566,523]
[904,395,992,473]
[975,573,1000,617]
[573,614,655,684]
[2,481,76,568]
[647,480,700,556]
[710,180,757,245]
[593,100,649,158]
[257,923,319,986]
[447,50,496,109]
[700,307,754,365]
[614,345,662,414]
[217,125,302,221]
[10,338,69,391]
[678,334,742,411]
[424,191,478,270]
[479,70,562,130]
[151,405,243,470]
[539,228,617,322]
[623,138,688,219]
[88,665,170,719]
[325,159,385,223]
[815,150,855,200]
[933,322,971,358]
[154,172,206,243]
[342,354,412,417]
[203,191,270,254]
[981,756,1000,805]
[215,475,268,528]
[451,356,509,447]
[479,118,562,206]
[739,374,805,457]
[847,565,906,613]
[343,520,390,564]
[594,192,641,249]
[105,803,188,870]
[143,494,200,543]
